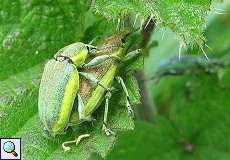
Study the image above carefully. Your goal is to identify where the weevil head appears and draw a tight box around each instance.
[100,32,130,47]
[54,42,96,67]
[95,32,130,56]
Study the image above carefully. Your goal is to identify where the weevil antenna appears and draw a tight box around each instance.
[62,134,90,152]
[88,37,101,45]
[75,134,90,145]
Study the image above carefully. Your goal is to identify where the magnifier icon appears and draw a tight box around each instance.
[3,141,18,157]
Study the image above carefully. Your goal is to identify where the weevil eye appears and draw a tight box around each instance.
[86,45,90,51]
[86,45,97,55]
[56,55,74,64]
[121,38,126,44]
[86,45,97,51]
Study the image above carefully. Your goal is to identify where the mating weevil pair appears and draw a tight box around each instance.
[38,32,141,152]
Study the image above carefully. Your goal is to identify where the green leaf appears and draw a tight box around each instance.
[0,0,89,80]
[0,2,142,157]
[0,63,42,137]
[0,55,141,160]
[119,5,230,159]
[148,69,230,159]
[147,23,230,158]
[94,0,212,46]
[0,64,140,159]
[107,75,230,159]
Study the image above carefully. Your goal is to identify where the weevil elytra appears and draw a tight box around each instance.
[38,43,94,135]
[38,42,117,135]
[38,32,141,152]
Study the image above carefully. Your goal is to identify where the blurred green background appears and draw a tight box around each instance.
[105,1,230,160]
[0,0,230,160]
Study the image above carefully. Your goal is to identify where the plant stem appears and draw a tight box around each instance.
[134,18,156,122]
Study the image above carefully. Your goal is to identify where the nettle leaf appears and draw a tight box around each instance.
[0,64,43,137]
[94,0,212,46]
[154,0,211,46]
[0,52,141,160]
[0,61,141,159]
[105,66,230,160]
[94,0,151,19]
[0,1,89,80]
[0,1,143,159]
[0,13,142,160]
[143,52,230,159]
[105,3,230,160]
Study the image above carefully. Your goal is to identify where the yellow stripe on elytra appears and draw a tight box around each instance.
[52,70,79,133]
[72,49,88,67]
[84,65,117,116]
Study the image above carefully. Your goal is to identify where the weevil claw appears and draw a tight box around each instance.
[126,99,135,119]
[128,107,135,118]
[105,128,115,136]
[102,123,115,136]
[104,127,115,136]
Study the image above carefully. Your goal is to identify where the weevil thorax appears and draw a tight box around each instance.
[54,42,89,67]
[74,33,130,117]
[95,32,130,58]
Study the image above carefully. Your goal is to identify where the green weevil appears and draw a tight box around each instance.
[38,33,141,152]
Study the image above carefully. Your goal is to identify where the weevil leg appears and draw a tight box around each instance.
[77,94,93,121]
[79,72,111,92]
[62,134,90,152]
[82,55,121,68]
[122,49,141,62]
[102,91,116,136]
[88,36,101,45]
[78,94,85,120]
[116,76,134,118]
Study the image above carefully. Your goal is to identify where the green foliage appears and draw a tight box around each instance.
[0,0,89,80]
[104,4,230,158]
[0,1,142,159]
[94,0,212,46]
[1,0,228,159]
[145,68,230,160]
[0,62,141,159]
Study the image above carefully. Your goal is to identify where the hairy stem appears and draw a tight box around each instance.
[135,18,156,122]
